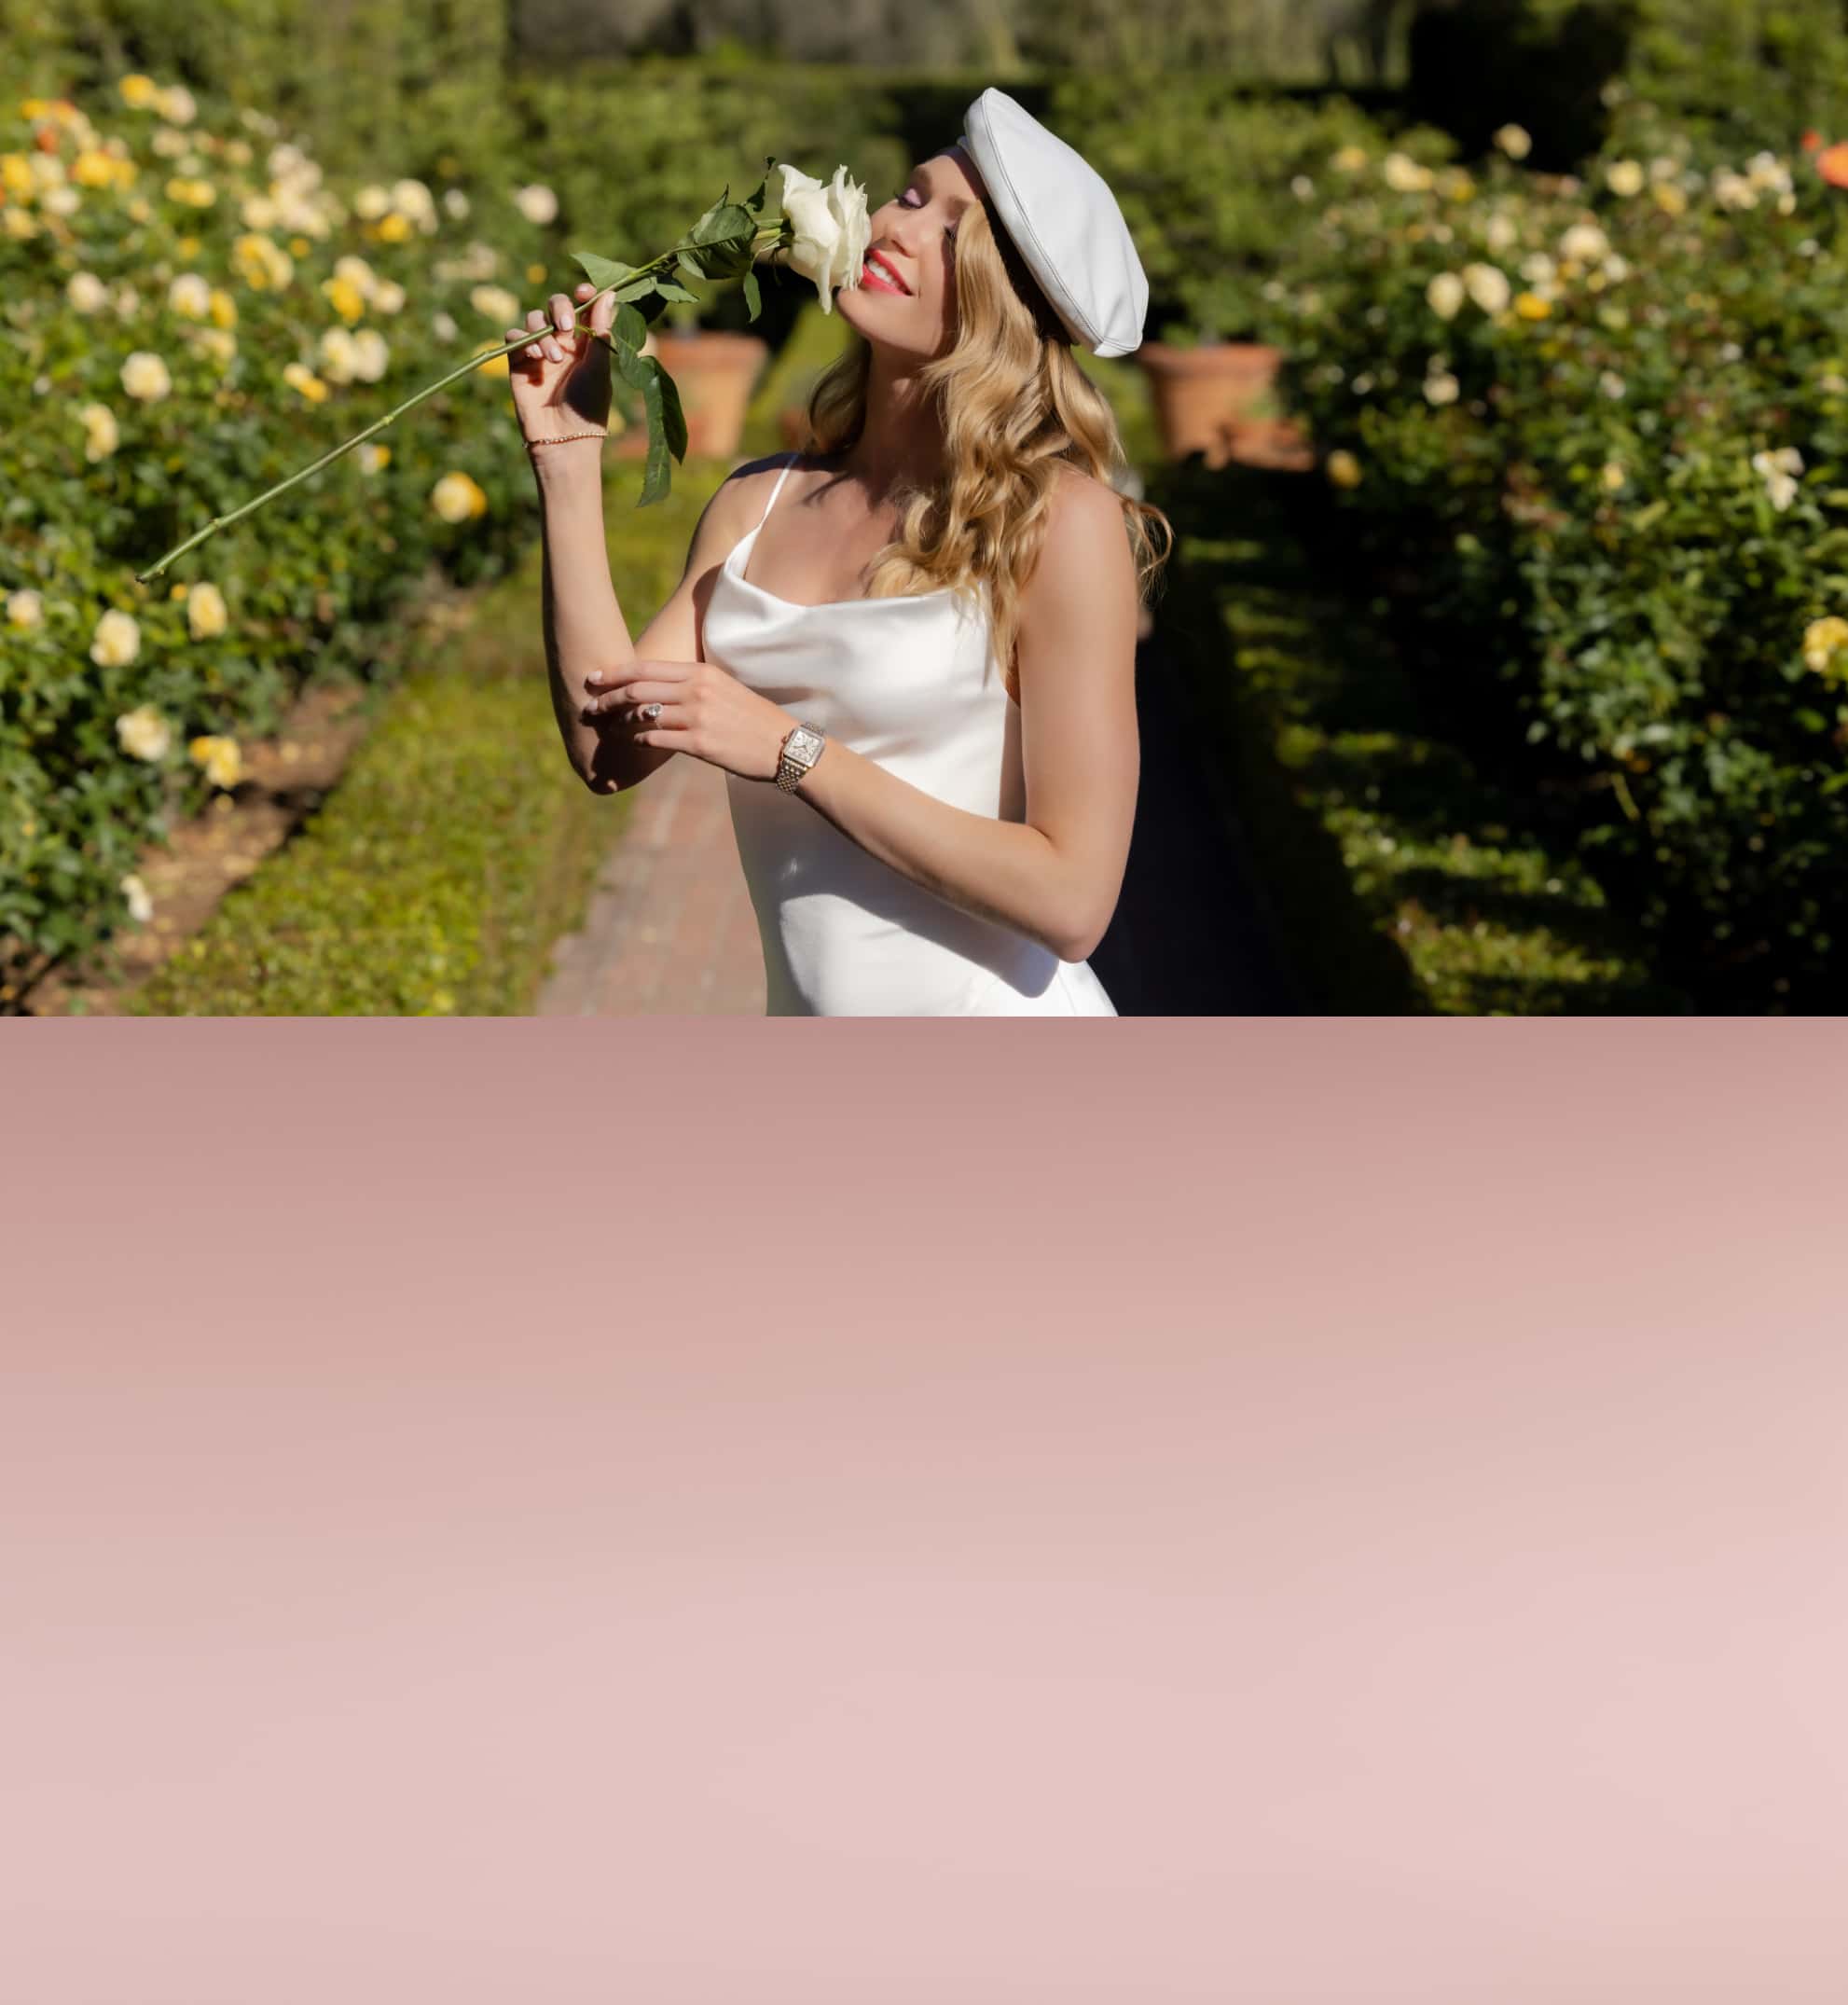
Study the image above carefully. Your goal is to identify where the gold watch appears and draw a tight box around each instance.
[775,722,827,793]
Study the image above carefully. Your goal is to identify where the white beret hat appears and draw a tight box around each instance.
[957,87,1149,359]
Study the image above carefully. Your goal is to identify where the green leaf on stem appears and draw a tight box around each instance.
[742,268,761,320]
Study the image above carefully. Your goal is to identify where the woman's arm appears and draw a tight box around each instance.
[531,439,646,792]
[620,472,1141,962]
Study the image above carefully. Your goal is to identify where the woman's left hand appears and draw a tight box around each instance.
[582,659,795,783]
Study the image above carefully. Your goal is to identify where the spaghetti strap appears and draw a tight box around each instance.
[752,450,802,533]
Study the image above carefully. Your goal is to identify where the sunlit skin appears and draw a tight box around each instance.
[509,141,1140,966]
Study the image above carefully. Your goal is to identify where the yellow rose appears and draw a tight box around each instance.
[1514,291,1552,320]
[81,403,119,462]
[282,361,329,403]
[430,470,489,522]
[473,339,510,378]
[1601,462,1627,491]
[73,148,116,189]
[1802,615,1848,675]
[120,350,172,400]
[377,211,412,243]
[1326,449,1363,490]
[117,74,159,109]
[7,588,44,628]
[188,734,243,787]
[1605,159,1646,198]
[186,581,228,639]
[1653,183,1688,216]
[321,274,366,325]
[3,206,38,242]
[93,613,145,671]
[209,287,238,328]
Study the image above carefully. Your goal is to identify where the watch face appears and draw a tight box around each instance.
[788,726,823,762]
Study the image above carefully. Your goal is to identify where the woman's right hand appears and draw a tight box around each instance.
[506,281,616,445]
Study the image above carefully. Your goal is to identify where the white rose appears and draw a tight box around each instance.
[432,310,459,342]
[241,192,280,230]
[96,613,145,671]
[43,185,80,216]
[391,177,434,220]
[120,351,172,401]
[1494,124,1533,160]
[1383,152,1433,193]
[351,328,389,382]
[116,706,170,758]
[186,580,228,639]
[318,325,360,382]
[1424,371,1460,407]
[774,161,869,315]
[120,873,154,923]
[443,187,471,220]
[1461,262,1511,313]
[353,184,391,220]
[470,283,520,325]
[7,588,44,628]
[334,254,378,298]
[157,84,197,125]
[1426,271,1465,320]
[67,271,109,313]
[1559,221,1609,263]
[1605,159,1646,198]
[371,280,406,315]
[1484,212,1519,254]
[167,271,212,318]
[514,184,559,226]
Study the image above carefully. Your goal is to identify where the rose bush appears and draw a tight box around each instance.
[1258,90,1848,1007]
[0,76,584,1001]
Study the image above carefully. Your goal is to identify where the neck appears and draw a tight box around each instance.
[836,352,947,499]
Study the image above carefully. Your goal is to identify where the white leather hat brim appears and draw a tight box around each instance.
[958,88,1149,359]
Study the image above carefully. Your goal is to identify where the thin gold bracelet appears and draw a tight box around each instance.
[525,432,606,452]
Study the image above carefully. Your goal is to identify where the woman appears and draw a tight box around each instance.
[506,90,1173,1015]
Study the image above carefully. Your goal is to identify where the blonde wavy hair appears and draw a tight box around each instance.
[792,188,1174,698]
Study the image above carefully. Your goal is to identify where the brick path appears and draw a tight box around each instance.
[537,754,766,1016]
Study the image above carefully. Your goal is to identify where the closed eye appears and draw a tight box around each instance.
[899,187,956,241]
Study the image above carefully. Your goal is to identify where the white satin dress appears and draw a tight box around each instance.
[704,451,1119,1016]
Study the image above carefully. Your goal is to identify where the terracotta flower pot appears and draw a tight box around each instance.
[1135,339,1285,469]
[607,328,768,461]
